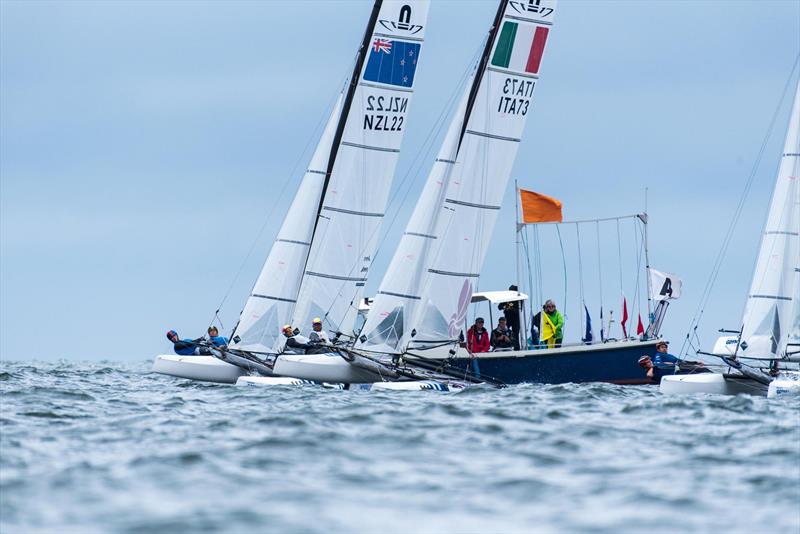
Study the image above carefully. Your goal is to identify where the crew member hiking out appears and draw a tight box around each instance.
[308,318,330,345]
[166,330,211,356]
[282,325,314,354]
[207,326,228,347]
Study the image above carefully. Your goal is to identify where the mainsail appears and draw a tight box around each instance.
[361,0,558,349]
[231,0,429,352]
[291,1,430,340]
[739,81,800,361]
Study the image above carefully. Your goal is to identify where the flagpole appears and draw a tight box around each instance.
[514,179,526,349]
[641,188,653,336]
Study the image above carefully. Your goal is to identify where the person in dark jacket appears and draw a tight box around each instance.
[491,317,514,350]
[282,325,315,354]
[467,317,491,353]
[207,326,228,347]
[499,285,522,350]
[166,330,210,356]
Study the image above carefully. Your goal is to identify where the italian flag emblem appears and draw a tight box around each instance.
[491,21,549,74]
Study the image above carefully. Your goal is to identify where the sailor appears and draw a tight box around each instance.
[490,317,514,350]
[653,340,678,369]
[207,326,228,347]
[467,317,490,353]
[308,318,330,345]
[499,285,522,350]
[540,300,564,349]
[166,330,211,356]
[282,325,313,354]
[638,355,663,383]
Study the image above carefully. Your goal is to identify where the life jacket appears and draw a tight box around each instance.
[173,338,197,356]
[540,314,557,348]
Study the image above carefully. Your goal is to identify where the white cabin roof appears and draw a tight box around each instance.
[470,291,529,305]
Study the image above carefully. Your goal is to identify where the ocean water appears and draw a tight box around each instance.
[1,361,798,534]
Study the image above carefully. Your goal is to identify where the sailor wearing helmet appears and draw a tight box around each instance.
[308,317,330,345]
[282,325,313,354]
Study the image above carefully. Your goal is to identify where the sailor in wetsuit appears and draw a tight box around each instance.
[282,325,314,354]
[207,326,228,347]
[166,330,211,356]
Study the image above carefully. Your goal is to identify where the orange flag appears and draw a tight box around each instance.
[520,189,563,223]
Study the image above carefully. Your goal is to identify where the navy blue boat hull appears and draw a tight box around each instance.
[422,340,660,385]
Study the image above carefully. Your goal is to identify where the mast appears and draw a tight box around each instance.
[457,0,508,152]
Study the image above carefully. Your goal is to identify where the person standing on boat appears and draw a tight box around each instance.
[308,317,330,345]
[499,285,522,350]
[282,325,314,354]
[467,317,490,353]
[207,326,228,347]
[491,317,514,350]
[166,330,211,356]
[540,300,564,348]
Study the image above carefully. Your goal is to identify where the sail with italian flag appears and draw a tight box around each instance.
[491,21,550,74]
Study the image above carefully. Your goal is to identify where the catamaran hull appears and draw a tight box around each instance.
[272,353,384,383]
[767,371,800,398]
[273,340,660,385]
[660,373,768,396]
[151,354,246,384]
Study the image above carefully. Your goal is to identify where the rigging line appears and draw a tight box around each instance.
[595,220,604,321]
[576,223,585,337]
[210,74,348,329]
[680,54,800,358]
[632,217,644,323]
[616,219,624,301]
[556,225,567,322]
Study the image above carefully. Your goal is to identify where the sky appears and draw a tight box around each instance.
[1,0,799,362]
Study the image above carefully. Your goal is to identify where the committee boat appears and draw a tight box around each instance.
[661,80,800,398]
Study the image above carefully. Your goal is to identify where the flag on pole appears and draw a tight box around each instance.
[649,268,682,300]
[519,188,563,223]
[621,297,629,338]
[583,304,593,343]
[636,313,645,336]
[599,306,605,342]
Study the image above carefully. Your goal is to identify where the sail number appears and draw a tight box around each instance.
[498,77,535,115]
[364,95,408,131]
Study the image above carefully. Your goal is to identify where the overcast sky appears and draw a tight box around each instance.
[1,0,798,361]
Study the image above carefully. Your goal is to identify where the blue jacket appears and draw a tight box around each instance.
[173,338,197,356]
[209,336,228,347]
[653,352,679,369]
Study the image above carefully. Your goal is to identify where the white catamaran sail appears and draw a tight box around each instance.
[738,82,800,362]
[230,95,345,353]
[361,0,558,350]
[228,0,430,353]
[289,0,430,342]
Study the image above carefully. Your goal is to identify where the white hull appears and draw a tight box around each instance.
[767,371,800,398]
[660,373,767,396]
[151,354,246,384]
[272,353,382,383]
[236,375,463,392]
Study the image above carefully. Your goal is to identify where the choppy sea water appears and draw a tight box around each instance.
[1,360,798,534]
